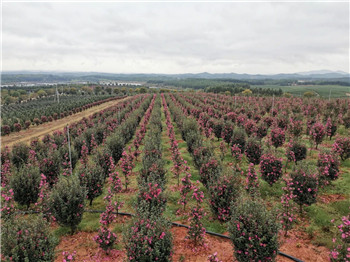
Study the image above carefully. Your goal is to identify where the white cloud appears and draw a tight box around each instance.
[2,2,349,74]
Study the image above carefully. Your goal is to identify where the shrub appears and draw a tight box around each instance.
[230,128,246,152]
[221,122,234,144]
[78,163,105,206]
[33,118,41,125]
[137,180,167,216]
[310,122,326,149]
[106,134,125,163]
[269,127,285,149]
[24,120,31,129]
[290,163,318,213]
[212,119,224,140]
[329,214,350,262]
[256,123,268,139]
[246,163,260,197]
[199,158,222,187]
[209,173,241,222]
[39,150,61,187]
[14,123,22,132]
[193,146,214,170]
[94,227,118,254]
[260,154,283,186]
[41,115,48,123]
[49,176,85,233]
[286,141,307,163]
[124,214,173,262]
[317,152,340,184]
[245,137,262,165]
[244,119,257,136]
[326,117,337,140]
[289,119,303,137]
[11,143,29,169]
[1,215,57,262]
[228,199,279,262]
[332,136,350,161]
[10,165,41,208]
[2,125,11,135]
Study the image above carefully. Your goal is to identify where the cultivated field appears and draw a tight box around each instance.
[1,92,349,262]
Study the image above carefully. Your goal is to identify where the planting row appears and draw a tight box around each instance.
[1,94,125,135]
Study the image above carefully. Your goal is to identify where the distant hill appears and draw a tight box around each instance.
[1,70,349,84]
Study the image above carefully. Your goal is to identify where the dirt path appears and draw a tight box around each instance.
[1,97,127,149]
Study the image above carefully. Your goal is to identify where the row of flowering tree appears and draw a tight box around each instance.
[124,95,173,261]
[2,95,125,135]
[1,94,155,261]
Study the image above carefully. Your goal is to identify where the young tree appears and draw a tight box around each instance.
[229,198,279,262]
[49,176,85,233]
[290,163,319,213]
[10,165,41,209]
[1,215,57,262]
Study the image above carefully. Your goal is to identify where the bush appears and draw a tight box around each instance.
[332,136,350,161]
[269,127,285,149]
[1,215,57,262]
[124,214,173,262]
[39,150,61,187]
[41,115,48,123]
[260,154,283,186]
[310,122,326,149]
[2,125,11,135]
[289,119,303,137]
[33,118,41,125]
[11,143,29,169]
[317,152,340,184]
[290,163,319,212]
[49,176,85,233]
[14,123,22,132]
[24,120,31,129]
[230,128,246,152]
[10,165,41,208]
[228,199,279,262]
[78,163,105,206]
[199,158,222,187]
[245,137,262,165]
[94,227,118,253]
[286,141,307,163]
[193,146,214,170]
[208,173,241,222]
[256,123,268,139]
[221,122,234,144]
[106,134,125,163]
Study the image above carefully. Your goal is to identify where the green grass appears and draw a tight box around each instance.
[256,84,350,98]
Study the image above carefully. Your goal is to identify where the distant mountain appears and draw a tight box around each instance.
[1,70,349,84]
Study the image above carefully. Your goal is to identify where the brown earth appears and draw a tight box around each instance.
[1,98,127,149]
[54,224,330,262]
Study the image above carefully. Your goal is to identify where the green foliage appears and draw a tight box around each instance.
[49,176,85,233]
[106,134,125,163]
[229,198,279,262]
[11,143,29,169]
[1,215,57,262]
[10,165,41,208]
[124,213,173,262]
[77,163,105,206]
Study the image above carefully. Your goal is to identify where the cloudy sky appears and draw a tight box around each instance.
[2,2,349,74]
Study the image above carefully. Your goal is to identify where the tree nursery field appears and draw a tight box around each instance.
[1,92,349,262]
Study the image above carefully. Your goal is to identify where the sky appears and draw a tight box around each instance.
[2,1,350,74]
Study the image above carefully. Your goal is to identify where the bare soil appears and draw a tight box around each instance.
[54,224,330,262]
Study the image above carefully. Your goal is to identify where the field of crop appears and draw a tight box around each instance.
[1,92,349,262]
[256,84,350,98]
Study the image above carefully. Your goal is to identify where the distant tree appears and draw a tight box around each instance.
[37,89,47,98]
[242,89,253,96]
[303,91,316,98]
